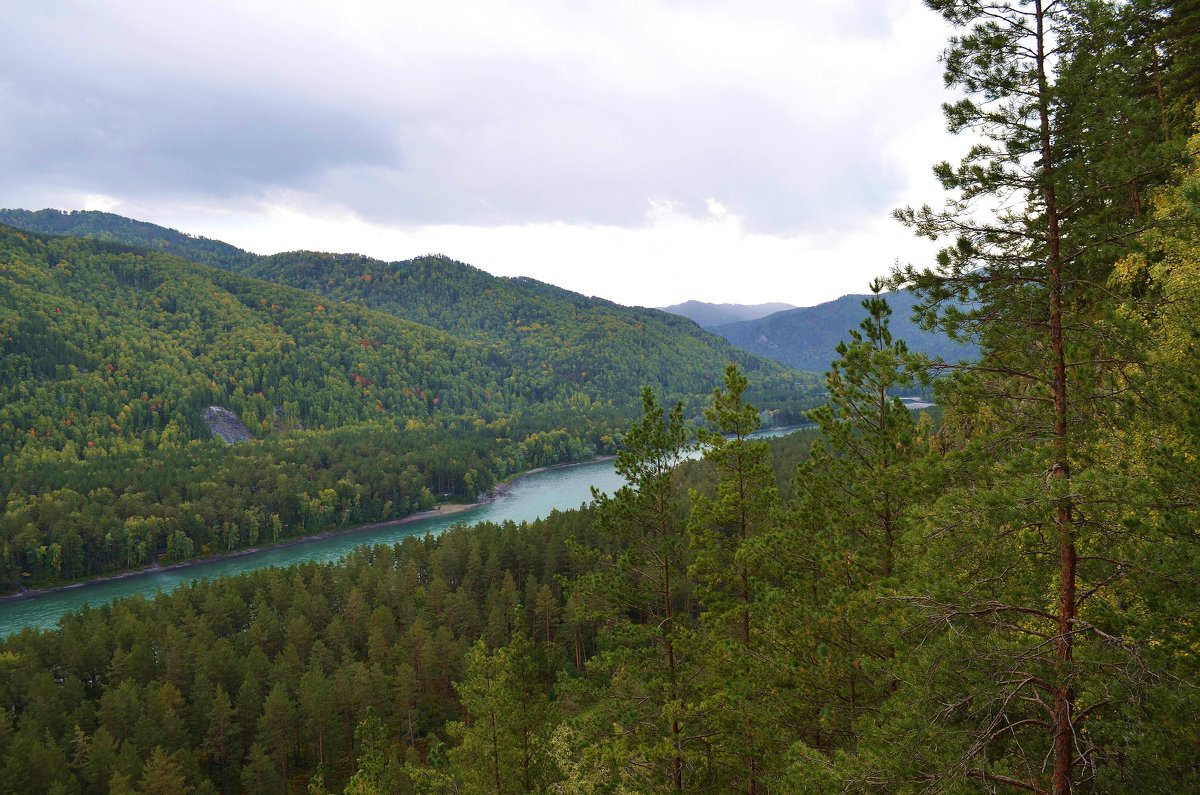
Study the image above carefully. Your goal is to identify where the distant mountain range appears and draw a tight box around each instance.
[665,290,975,374]
[0,208,965,383]
[657,300,796,329]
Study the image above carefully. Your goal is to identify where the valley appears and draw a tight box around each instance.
[1,2,1197,793]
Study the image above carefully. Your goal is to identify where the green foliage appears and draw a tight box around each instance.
[0,210,818,419]
[687,365,783,791]
[445,631,557,793]
[3,6,1199,795]
[885,2,1200,792]
[0,209,258,272]
[242,250,805,412]
[343,708,402,795]
[575,388,696,791]
[0,218,818,590]
[0,508,604,794]
[768,284,929,756]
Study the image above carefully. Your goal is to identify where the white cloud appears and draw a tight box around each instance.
[137,194,939,309]
[82,194,121,213]
[0,0,959,306]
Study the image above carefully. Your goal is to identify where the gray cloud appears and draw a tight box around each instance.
[0,0,945,235]
[2,80,399,195]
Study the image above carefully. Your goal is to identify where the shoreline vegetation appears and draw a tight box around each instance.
[0,503,473,605]
[0,454,617,606]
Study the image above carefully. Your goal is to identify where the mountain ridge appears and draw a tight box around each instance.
[0,209,809,407]
[658,299,796,328]
[708,288,975,373]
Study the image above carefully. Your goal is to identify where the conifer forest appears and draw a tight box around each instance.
[1,1,1198,793]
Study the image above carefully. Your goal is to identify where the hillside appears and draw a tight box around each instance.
[712,289,975,373]
[0,209,815,411]
[0,222,818,591]
[240,251,806,406]
[0,223,556,589]
[658,299,796,328]
[0,224,521,444]
[0,208,257,271]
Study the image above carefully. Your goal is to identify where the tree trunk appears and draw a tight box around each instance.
[1035,3,1076,792]
[664,554,683,791]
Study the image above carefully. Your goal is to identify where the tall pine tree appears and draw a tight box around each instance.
[762,283,928,765]
[688,365,782,792]
[571,387,695,791]
[891,2,1194,791]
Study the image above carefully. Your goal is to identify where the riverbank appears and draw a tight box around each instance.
[0,455,619,605]
[0,500,479,604]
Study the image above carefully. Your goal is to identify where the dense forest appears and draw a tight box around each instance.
[0,210,259,273]
[0,404,829,795]
[0,211,804,411]
[0,226,813,591]
[3,0,1200,793]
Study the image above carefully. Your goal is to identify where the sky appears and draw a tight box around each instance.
[0,0,960,308]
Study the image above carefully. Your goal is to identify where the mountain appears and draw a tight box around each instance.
[0,222,543,588]
[0,209,813,409]
[0,217,818,590]
[712,289,975,374]
[0,208,257,271]
[236,251,805,407]
[659,300,796,329]
[0,224,516,442]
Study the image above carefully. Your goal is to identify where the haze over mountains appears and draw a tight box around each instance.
[699,289,975,374]
[657,300,796,329]
[660,292,973,375]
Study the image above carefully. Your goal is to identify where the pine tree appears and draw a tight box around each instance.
[760,284,928,758]
[575,387,694,790]
[343,708,401,795]
[1157,0,1200,131]
[890,2,1191,791]
[203,686,235,795]
[138,747,191,795]
[257,684,295,794]
[447,629,556,793]
[688,365,781,792]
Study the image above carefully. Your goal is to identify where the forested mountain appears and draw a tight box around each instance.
[0,209,258,272]
[0,224,815,591]
[2,2,1199,794]
[239,251,803,408]
[711,288,974,372]
[0,209,807,411]
[657,300,795,329]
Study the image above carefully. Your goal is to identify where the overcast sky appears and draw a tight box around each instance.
[1,0,960,308]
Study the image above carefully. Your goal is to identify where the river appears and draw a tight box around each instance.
[0,426,804,637]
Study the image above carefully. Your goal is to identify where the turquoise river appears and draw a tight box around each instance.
[0,427,802,637]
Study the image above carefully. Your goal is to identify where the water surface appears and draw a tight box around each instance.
[0,425,804,637]
[0,459,625,636]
